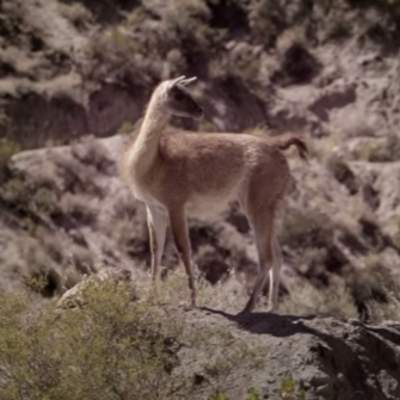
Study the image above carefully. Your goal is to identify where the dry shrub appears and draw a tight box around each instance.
[280,275,358,320]
[348,261,400,323]
[281,254,400,324]
[0,280,186,400]
[352,135,400,162]
[58,2,94,29]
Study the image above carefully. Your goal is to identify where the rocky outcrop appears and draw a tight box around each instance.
[55,272,400,400]
[188,309,400,400]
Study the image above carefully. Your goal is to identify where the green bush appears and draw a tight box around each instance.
[0,280,185,400]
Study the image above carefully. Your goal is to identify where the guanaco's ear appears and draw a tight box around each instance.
[179,76,197,87]
[168,75,186,88]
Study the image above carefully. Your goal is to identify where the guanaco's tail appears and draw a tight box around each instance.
[270,133,309,160]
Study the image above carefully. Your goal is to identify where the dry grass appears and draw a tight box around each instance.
[58,2,93,30]
[280,275,358,319]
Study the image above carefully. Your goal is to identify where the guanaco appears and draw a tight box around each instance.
[120,76,308,314]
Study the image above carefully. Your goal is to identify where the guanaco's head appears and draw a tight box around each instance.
[155,76,203,119]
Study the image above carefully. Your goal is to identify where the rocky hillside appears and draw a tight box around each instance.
[1,0,400,311]
[1,123,400,322]
[1,0,400,399]
[2,0,400,144]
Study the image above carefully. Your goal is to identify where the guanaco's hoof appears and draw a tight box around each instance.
[237,307,252,317]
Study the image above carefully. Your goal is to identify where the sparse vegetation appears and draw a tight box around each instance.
[279,376,307,400]
[209,393,230,400]
[280,253,400,323]
[0,280,183,400]
[0,110,10,131]
[117,120,136,135]
[246,387,262,400]
[352,135,400,162]
[58,2,94,29]
[281,276,358,320]
[0,137,21,165]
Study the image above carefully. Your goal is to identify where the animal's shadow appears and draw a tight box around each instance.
[200,306,325,337]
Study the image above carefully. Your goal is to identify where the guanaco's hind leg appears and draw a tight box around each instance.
[241,204,278,314]
[146,206,168,292]
[268,235,282,311]
[168,207,197,307]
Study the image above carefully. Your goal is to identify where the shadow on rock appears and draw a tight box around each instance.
[200,306,318,337]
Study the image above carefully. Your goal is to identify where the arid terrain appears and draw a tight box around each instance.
[1,0,400,399]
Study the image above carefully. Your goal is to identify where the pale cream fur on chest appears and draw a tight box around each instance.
[186,184,241,218]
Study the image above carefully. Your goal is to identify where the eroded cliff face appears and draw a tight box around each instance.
[2,0,400,143]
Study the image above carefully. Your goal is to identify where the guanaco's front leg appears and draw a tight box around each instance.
[146,206,168,295]
[168,207,196,308]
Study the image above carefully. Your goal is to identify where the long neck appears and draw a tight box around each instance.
[130,96,170,175]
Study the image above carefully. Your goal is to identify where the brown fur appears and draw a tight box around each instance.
[120,77,307,314]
